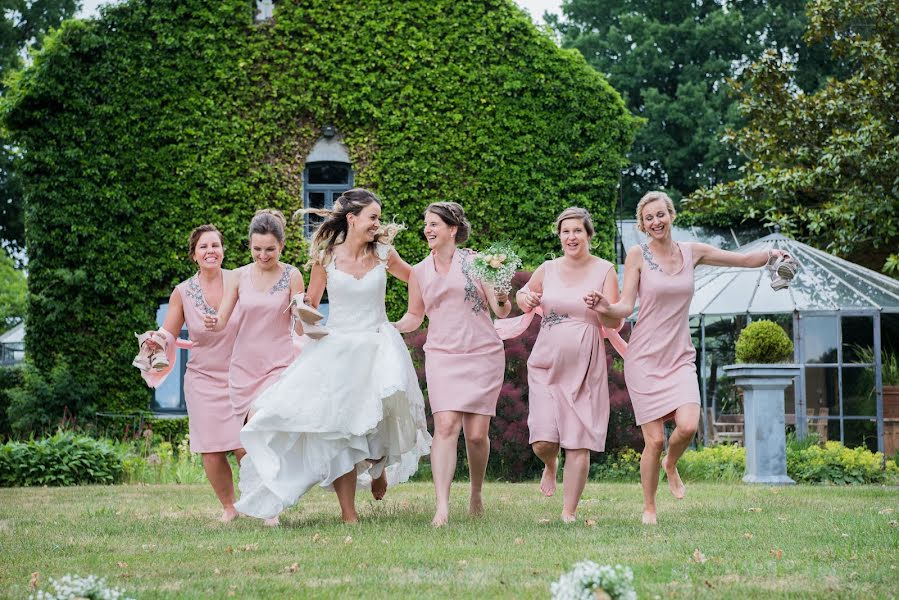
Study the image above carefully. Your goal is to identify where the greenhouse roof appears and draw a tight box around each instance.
[691,230,899,316]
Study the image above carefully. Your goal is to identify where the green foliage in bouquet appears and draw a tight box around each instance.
[3,0,637,419]
[470,241,523,294]
[734,320,794,364]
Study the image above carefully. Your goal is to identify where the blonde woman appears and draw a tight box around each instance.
[588,191,790,524]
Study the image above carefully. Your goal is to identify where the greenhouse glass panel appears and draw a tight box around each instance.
[841,316,874,364]
[842,366,876,416]
[805,366,839,415]
[801,315,839,364]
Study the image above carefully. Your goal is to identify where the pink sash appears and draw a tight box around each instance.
[140,329,195,389]
[494,307,628,357]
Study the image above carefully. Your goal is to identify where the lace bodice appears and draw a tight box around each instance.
[324,243,390,332]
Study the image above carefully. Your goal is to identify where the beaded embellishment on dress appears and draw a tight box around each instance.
[541,309,569,329]
[459,251,487,314]
[641,243,661,272]
[270,265,293,294]
[185,275,216,315]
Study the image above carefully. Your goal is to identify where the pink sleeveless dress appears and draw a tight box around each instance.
[413,249,505,415]
[176,274,242,453]
[624,242,700,425]
[229,263,299,420]
[526,258,613,451]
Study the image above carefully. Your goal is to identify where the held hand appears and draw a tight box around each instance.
[520,290,542,311]
[203,314,219,331]
[583,290,611,313]
[495,291,509,305]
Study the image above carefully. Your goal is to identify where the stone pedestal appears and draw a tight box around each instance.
[723,364,801,485]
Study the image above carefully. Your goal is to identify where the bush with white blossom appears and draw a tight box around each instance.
[30,574,135,600]
[550,561,637,600]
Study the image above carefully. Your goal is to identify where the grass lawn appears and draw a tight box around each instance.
[1,481,896,598]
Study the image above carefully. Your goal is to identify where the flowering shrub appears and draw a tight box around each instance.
[787,441,898,484]
[678,443,746,481]
[590,448,641,481]
[550,561,637,600]
[31,574,134,600]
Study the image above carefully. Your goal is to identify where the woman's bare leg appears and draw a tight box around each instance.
[334,470,359,523]
[461,413,491,517]
[201,452,238,522]
[639,420,666,525]
[431,411,464,527]
[662,404,699,499]
[560,448,590,523]
[532,440,560,497]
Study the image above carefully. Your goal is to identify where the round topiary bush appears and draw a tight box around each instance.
[734,320,794,364]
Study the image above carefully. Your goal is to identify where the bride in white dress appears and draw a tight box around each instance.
[224,188,431,523]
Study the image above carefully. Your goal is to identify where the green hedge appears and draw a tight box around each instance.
[0,430,123,486]
[3,0,637,419]
[0,365,24,438]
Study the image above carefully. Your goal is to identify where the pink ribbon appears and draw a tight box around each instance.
[494,307,628,357]
[140,329,195,389]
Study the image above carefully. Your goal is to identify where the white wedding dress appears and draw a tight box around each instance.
[234,244,432,519]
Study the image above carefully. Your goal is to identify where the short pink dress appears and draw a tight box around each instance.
[624,242,701,425]
[413,249,505,415]
[526,258,613,451]
[176,274,242,453]
[229,264,299,421]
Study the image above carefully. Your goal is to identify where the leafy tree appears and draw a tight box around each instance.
[686,0,898,274]
[0,0,80,259]
[0,251,25,332]
[549,0,836,211]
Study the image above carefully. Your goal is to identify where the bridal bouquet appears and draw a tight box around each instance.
[550,561,637,600]
[470,241,522,295]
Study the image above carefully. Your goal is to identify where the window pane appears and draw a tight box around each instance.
[801,315,838,363]
[843,419,877,451]
[841,316,874,363]
[307,163,350,185]
[842,366,875,416]
[703,315,744,415]
[806,366,838,415]
[806,417,830,443]
[308,191,326,210]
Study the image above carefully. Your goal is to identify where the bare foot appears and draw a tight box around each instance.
[561,513,577,524]
[540,463,557,497]
[642,510,657,525]
[662,455,686,499]
[431,509,449,528]
[220,507,239,523]
[341,510,359,524]
[371,471,388,501]
[262,516,280,527]
[469,495,484,517]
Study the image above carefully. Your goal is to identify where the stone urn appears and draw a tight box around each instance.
[723,364,800,485]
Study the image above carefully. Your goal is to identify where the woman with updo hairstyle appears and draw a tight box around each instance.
[512,206,623,523]
[395,201,510,527]
[230,188,431,525]
[152,224,244,522]
[587,191,791,525]
[204,209,304,525]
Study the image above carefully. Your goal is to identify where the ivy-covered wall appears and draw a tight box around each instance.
[4,0,637,415]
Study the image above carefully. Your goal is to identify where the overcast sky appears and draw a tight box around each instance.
[79,1,564,23]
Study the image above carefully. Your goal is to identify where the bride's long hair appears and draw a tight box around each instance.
[296,188,404,268]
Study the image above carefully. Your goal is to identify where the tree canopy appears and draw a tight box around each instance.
[686,0,898,274]
[549,0,838,211]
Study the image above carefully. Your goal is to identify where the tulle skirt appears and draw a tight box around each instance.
[234,324,432,519]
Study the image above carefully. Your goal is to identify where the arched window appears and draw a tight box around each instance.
[303,131,353,237]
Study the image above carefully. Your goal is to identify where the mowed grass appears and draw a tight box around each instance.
[0,482,897,599]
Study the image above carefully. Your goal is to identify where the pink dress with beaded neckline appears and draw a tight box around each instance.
[624,242,700,425]
[175,273,242,453]
[413,249,505,416]
[228,263,299,421]
[526,258,613,452]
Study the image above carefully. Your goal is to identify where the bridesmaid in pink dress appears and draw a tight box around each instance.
[209,209,304,422]
[515,207,622,523]
[588,191,790,524]
[395,202,510,527]
[158,224,244,522]
[205,210,304,525]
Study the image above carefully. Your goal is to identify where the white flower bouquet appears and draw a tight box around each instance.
[470,241,523,295]
[31,574,135,600]
[550,561,637,600]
